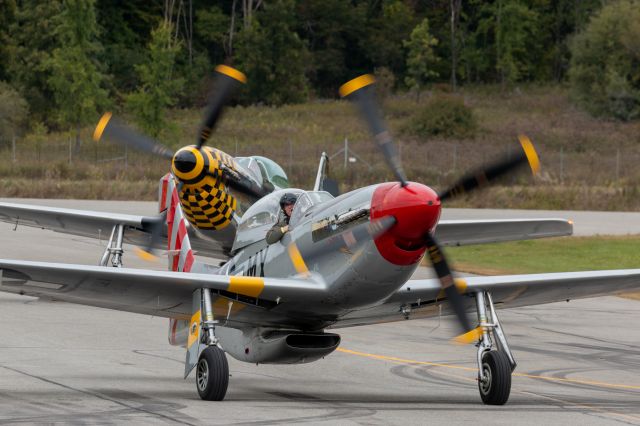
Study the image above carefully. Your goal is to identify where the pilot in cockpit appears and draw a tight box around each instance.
[266,193,298,244]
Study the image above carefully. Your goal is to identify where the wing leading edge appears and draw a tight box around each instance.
[0,259,327,323]
[435,218,573,246]
[0,201,228,258]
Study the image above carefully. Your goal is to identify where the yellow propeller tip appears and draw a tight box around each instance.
[287,242,310,277]
[215,64,247,84]
[454,278,468,294]
[93,112,113,142]
[452,327,483,345]
[339,74,376,98]
[134,247,158,262]
[518,134,540,175]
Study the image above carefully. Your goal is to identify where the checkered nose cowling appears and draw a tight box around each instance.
[170,146,237,231]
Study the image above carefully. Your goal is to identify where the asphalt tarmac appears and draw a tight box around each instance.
[1,200,639,425]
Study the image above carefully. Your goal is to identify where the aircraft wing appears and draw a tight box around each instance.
[0,202,228,258]
[434,218,573,246]
[0,259,327,327]
[333,269,640,328]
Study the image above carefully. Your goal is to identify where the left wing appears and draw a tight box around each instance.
[435,218,573,246]
[334,269,640,328]
[0,259,327,326]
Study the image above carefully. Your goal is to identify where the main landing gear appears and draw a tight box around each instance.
[186,288,230,401]
[196,346,229,401]
[100,224,125,267]
[473,291,516,405]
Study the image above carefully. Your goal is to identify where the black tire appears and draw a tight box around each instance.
[196,346,229,401]
[478,350,511,405]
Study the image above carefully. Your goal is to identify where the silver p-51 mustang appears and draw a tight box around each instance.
[1,67,638,405]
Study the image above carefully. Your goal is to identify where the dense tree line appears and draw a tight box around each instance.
[0,0,637,139]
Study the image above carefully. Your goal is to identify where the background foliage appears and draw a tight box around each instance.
[0,0,639,145]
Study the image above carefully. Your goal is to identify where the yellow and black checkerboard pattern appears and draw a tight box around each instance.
[179,147,238,230]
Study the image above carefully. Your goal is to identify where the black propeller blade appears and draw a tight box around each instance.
[438,135,540,202]
[92,112,174,160]
[197,65,247,149]
[339,75,408,186]
[134,215,165,262]
[423,233,482,343]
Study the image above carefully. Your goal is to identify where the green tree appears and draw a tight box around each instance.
[295,0,368,97]
[46,0,109,147]
[460,0,540,84]
[126,22,184,138]
[96,1,161,94]
[0,81,29,142]
[404,18,439,96]
[8,0,63,124]
[0,0,17,82]
[234,0,309,105]
[569,0,640,121]
[364,0,417,86]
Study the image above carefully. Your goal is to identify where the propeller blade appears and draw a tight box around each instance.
[93,112,174,160]
[423,233,477,339]
[438,135,540,202]
[197,65,247,149]
[134,215,165,262]
[339,75,408,186]
[286,216,396,275]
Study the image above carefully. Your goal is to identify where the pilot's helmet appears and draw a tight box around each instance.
[279,193,298,209]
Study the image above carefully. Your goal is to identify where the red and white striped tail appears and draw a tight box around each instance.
[159,173,196,273]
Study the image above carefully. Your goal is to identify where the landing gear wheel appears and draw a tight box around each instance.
[196,346,229,401]
[478,350,511,405]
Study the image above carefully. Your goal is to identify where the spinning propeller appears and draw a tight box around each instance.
[338,74,540,343]
[93,65,247,260]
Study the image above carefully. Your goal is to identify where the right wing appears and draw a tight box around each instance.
[333,269,640,328]
[0,202,228,258]
[435,218,573,246]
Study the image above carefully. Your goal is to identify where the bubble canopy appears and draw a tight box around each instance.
[232,189,334,251]
[235,156,290,190]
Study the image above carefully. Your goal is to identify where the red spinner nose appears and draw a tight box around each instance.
[370,182,441,265]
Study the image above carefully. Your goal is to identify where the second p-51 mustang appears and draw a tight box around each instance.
[1,66,638,405]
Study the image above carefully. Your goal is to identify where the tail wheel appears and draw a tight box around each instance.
[478,350,511,405]
[196,346,229,401]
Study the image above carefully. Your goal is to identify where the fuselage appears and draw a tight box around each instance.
[221,181,441,317]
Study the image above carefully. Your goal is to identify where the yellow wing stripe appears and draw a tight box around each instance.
[228,276,265,298]
[215,65,247,84]
[93,112,113,142]
[339,74,375,98]
[518,134,540,175]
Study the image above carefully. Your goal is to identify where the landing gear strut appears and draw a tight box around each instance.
[186,288,229,401]
[100,224,125,267]
[474,291,516,405]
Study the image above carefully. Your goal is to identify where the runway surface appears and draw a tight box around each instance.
[1,199,639,425]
